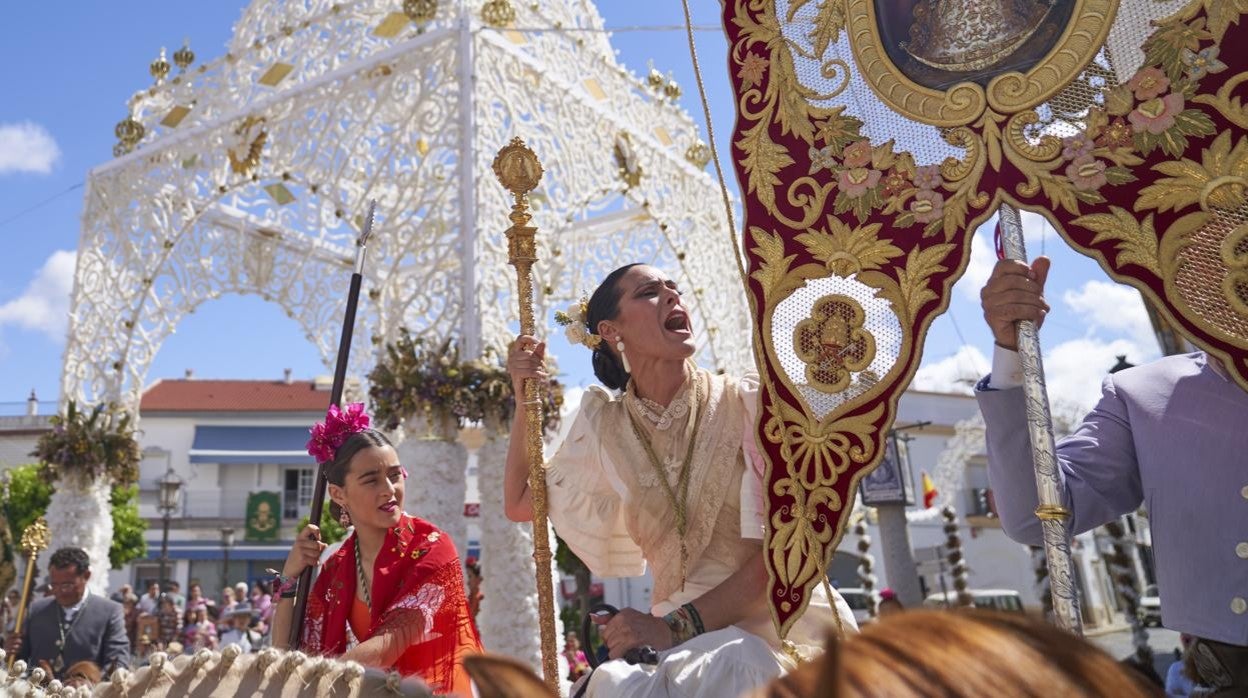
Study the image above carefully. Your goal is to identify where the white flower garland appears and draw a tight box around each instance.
[45,474,114,596]
[395,415,468,560]
[476,424,567,692]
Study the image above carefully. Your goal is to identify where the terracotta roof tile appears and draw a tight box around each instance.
[140,379,329,412]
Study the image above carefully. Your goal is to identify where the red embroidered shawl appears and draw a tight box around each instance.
[302,514,482,694]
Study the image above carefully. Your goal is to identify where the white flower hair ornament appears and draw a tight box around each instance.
[555,296,603,350]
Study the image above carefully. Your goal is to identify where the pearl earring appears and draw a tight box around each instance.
[616,340,631,374]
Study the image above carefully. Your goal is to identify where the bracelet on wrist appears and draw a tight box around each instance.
[266,568,299,598]
[681,602,706,636]
[661,606,698,645]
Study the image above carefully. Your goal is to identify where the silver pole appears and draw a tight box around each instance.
[997,203,1084,634]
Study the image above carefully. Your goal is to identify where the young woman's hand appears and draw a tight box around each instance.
[281,524,327,578]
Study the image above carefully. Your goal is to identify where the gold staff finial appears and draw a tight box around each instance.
[493,137,544,270]
[19,517,50,555]
[493,137,543,199]
[150,47,171,83]
[7,517,50,671]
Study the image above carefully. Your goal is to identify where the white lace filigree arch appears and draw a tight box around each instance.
[65,0,752,410]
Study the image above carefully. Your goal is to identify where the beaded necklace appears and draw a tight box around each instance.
[355,539,371,609]
[625,371,704,589]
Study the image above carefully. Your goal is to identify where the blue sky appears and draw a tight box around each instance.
[0,1,1158,414]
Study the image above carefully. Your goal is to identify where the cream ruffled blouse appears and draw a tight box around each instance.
[545,368,848,649]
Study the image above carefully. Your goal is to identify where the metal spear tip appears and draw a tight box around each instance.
[493,137,543,196]
[358,199,377,247]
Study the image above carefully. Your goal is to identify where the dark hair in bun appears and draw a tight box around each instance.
[586,263,641,390]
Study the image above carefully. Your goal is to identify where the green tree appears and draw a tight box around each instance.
[2,463,53,535]
[296,501,349,545]
[555,534,593,638]
[0,462,147,570]
[108,485,147,569]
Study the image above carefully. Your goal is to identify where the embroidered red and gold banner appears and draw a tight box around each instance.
[722,0,1247,634]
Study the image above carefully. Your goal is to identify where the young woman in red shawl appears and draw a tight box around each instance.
[271,403,482,695]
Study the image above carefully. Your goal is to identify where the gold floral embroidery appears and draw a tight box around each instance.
[727,0,1248,638]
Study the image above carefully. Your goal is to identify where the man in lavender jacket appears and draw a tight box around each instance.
[975,257,1248,694]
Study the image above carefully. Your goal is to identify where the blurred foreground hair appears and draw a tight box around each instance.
[766,609,1161,698]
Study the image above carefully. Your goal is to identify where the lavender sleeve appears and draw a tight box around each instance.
[975,374,1144,546]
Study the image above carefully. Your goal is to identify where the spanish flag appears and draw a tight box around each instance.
[922,471,938,508]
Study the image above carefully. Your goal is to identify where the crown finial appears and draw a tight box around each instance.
[173,39,195,71]
[150,47,171,82]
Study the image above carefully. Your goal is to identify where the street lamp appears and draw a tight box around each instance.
[220,526,236,591]
[157,468,183,592]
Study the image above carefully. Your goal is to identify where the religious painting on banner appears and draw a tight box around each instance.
[246,492,281,542]
[722,0,1248,635]
[859,432,914,506]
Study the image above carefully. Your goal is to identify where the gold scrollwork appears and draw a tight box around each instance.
[766,400,883,490]
[768,478,841,589]
[938,126,982,182]
[845,0,1119,127]
[1192,72,1248,129]
[1005,110,1063,162]
[794,294,876,392]
[820,58,853,99]
[986,0,1118,112]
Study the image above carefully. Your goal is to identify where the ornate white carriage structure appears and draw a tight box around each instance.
[66,0,751,410]
[61,0,751,667]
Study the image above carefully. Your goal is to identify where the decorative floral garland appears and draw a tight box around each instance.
[368,330,563,433]
[32,401,140,487]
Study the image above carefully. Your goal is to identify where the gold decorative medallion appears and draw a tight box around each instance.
[794,294,875,392]
[614,133,644,189]
[226,116,267,175]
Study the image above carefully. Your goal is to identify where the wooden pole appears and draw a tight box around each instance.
[289,201,377,648]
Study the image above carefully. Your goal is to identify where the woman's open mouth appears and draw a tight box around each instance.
[664,311,691,336]
[379,501,399,513]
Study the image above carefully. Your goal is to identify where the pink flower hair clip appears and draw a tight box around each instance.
[306,402,371,463]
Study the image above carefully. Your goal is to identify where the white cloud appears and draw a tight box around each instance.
[913,344,990,395]
[0,250,77,341]
[1018,210,1054,250]
[1043,336,1149,413]
[957,230,996,301]
[0,122,61,175]
[958,212,1056,301]
[1062,280,1158,350]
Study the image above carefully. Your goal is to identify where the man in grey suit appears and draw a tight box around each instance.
[2,546,130,678]
[976,257,1248,695]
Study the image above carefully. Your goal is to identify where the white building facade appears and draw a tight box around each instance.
[113,377,335,595]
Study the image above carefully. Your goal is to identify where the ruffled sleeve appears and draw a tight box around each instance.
[545,386,646,577]
[737,373,767,541]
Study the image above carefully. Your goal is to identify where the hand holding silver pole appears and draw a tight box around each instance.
[997,203,1083,634]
